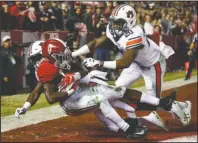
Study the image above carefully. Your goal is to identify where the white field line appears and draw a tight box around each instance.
[1,76,197,132]
[160,135,197,142]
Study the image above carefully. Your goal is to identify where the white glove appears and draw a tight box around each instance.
[14,107,27,119]
[82,58,102,68]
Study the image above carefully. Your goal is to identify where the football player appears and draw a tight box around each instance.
[15,38,149,139]
[71,4,192,126]
[16,39,188,139]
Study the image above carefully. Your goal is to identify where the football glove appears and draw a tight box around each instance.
[82,58,102,68]
[14,107,27,119]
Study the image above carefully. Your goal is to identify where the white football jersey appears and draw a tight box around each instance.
[106,24,161,67]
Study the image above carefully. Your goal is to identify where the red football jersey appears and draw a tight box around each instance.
[36,59,59,82]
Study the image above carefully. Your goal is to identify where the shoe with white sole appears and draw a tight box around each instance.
[183,101,192,125]
[170,101,188,126]
[125,125,148,139]
[140,111,168,131]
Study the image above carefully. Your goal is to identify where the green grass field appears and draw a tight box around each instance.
[1,70,197,117]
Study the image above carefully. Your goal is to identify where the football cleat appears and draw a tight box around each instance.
[162,88,178,103]
[170,101,188,126]
[14,108,26,119]
[125,125,148,139]
[141,111,168,131]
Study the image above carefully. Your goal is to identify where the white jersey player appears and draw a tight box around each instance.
[15,39,187,139]
[15,39,150,139]
[58,69,188,134]
[71,4,192,126]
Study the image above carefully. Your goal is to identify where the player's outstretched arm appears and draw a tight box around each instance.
[14,82,43,118]
[115,48,138,69]
[72,34,108,58]
[83,48,138,70]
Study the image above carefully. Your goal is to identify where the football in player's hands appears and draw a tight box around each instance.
[58,73,74,91]
[58,73,80,92]
[65,73,75,85]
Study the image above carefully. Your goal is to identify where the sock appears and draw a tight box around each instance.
[137,103,157,110]
[159,98,172,111]
[125,118,138,133]
[23,102,31,110]
[100,99,129,132]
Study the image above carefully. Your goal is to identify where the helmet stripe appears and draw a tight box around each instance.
[114,4,127,16]
[113,5,121,16]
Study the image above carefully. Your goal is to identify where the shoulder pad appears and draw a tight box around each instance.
[124,31,143,49]
[36,61,59,82]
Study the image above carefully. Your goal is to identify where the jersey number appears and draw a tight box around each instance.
[125,30,133,37]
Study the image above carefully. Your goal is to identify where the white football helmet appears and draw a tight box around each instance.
[28,40,43,58]
[109,4,136,38]
[28,40,44,67]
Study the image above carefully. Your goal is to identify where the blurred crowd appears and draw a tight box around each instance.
[1,1,197,35]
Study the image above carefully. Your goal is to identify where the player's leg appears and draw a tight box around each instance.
[123,88,189,126]
[142,58,191,124]
[108,99,167,130]
[110,99,136,118]
[99,98,148,139]
[115,62,142,88]
[61,86,147,139]
[114,63,165,129]
[142,57,166,98]
[115,62,141,119]
[94,109,120,132]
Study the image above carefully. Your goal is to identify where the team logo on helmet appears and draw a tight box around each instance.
[42,38,73,70]
[126,10,134,18]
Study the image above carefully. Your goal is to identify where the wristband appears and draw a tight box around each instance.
[67,89,75,96]
[103,61,116,69]
[72,45,90,58]
[74,72,81,80]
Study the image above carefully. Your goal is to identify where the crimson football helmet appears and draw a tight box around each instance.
[42,38,73,70]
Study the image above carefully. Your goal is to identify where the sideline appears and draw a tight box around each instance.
[1,76,197,132]
[160,135,197,142]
